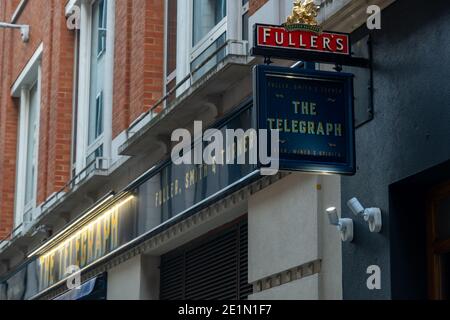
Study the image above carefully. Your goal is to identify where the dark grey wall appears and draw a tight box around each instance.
[342,0,450,299]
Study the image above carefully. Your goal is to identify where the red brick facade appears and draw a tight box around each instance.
[113,0,165,138]
[0,0,165,239]
[249,0,270,15]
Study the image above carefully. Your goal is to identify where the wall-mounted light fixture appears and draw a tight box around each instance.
[347,197,382,233]
[0,22,29,42]
[326,207,354,242]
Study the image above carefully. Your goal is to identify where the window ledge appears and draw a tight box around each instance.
[0,167,109,270]
[119,53,255,157]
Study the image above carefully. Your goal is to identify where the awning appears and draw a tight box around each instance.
[53,277,97,301]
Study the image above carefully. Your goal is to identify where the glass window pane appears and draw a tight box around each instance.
[191,32,226,81]
[166,78,177,105]
[86,145,104,170]
[193,0,226,46]
[72,30,80,170]
[89,92,104,144]
[166,0,177,77]
[25,83,39,206]
[97,0,107,56]
[89,0,106,146]
[95,92,104,138]
[242,11,249,42]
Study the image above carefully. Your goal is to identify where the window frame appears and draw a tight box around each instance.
[96,0,108,58]
[23,79,40,215]
[164,0,178,99]
[239,0,249,42]
[189,0,228,64]
[11,43,43,227]
[74,0,114,176]
[175,0,247,94]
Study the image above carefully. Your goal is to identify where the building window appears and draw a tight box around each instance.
[71,29,80,178]
[165,0,177,102]
[88,0,107,152]
[97,0,107,56]
[241,0,249,42]
[192,0,226,46]
[73,0,114,176]
[190,0,227,81]
[24,82,39,211]
[175,0,249,90]
[11,43,43,226]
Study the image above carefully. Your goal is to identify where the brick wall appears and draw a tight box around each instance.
[0,0,166,239]
[0,0,20,239]
[0,0,75,238]
[249,0,270,15]
[113,0,165,138]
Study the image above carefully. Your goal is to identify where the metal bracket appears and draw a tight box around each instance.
[332,34,374,128]
[264,56,273,65]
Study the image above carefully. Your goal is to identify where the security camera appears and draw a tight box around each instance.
[326,207,353,242]
[346,197,382,233]
[347,198,365,216]
[326,207,339,225]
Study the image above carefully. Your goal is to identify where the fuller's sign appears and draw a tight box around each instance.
[252,24,351,62]
[255,24,350,55]
[254,65,355,175]
[251,1,352,63]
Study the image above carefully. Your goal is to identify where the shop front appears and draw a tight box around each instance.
[0,99,266,300]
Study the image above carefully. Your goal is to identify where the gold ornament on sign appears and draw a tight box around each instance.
[284,0,322,33]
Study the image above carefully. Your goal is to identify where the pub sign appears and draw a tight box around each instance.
[254,65,355,175]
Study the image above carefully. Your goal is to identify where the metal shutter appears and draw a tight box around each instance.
[160,219,252,300]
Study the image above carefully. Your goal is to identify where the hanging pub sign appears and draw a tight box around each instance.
[251,0,353,65]
[254,64,355,175]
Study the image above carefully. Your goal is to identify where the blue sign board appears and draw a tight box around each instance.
[254,65,355,174]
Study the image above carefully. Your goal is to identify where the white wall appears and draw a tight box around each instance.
[107,255,160,300]
[248,173,342,300]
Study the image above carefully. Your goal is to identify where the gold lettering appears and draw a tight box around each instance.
[95,220,102,259]
[111,209,119,249]
[292,101,300,114]
[75,234,80,267]
[335,123,342,137]
[299,121,307,134]
[326,123,334,135]
[80,230,87,267]
[103,214,111,252]
[49,253,55,285]
[308,122,315,135]
[87,226,94,263]
[317,122,325,135]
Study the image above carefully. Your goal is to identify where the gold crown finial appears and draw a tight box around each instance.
[286,0,320,26]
